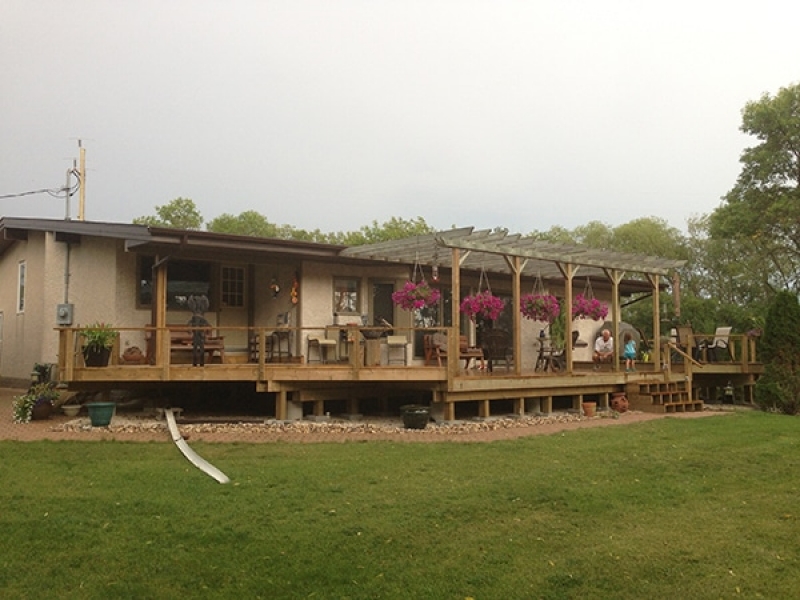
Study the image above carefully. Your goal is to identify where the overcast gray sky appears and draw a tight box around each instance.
[2,1,798,235]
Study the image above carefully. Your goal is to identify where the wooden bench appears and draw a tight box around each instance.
[145,326,226,364]
[423,334,484,369]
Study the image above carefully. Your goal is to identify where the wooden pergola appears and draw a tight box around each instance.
[341,227,686,375]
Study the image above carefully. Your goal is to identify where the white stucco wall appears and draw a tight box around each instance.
[0,232,46,380]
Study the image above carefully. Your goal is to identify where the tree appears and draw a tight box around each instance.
[709,82,800,294]
[755,290,800,414]
[133,197,204,230]
[207,211,283,238]
[332,217,435,246]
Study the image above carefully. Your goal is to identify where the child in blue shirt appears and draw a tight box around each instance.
[623,332,637,372]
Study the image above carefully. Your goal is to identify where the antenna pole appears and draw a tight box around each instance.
[78,140,86,221]
[65,164,72,220]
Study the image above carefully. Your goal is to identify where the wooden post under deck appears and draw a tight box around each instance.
[275,390,287,421]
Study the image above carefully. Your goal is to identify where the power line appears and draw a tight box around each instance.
[0,173,80,201]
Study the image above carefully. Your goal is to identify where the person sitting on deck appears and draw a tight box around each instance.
[593,329,614,369]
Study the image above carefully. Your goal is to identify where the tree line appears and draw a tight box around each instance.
[135,81,800,340]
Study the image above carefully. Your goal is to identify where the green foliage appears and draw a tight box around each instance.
[133,197,204,229]
[759,290,800,364]
[206,210,283,238]
[1,414,800,598]
[206,213,434,246]
[334,216,435,245]
[80,322,118,350]
[755,290,800,414]
[11,383,60,423]
[709,82,800,294]
[755,365,800,415]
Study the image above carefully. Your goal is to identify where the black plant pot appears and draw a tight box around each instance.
[31,401,53,420]
[83,346,111,367]
[400,404,430,430]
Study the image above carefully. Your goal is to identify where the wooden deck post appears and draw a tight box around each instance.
[478,399,490,419]
[275,390,287,421]
[443,401,455,422]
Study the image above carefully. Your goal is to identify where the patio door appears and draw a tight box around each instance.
[371,282,394,327]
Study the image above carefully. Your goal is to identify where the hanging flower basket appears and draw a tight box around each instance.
[460,291,505,322]
[571,293,608,321]
[392,280,441,311]
[520,294,560,323]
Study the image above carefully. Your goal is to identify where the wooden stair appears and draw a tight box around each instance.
[628,380,704,414]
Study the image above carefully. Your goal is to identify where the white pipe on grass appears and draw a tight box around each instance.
[165,408,230,484]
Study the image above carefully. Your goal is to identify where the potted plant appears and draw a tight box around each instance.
[81,322,118,366]
[460,291,505,322]
[86,398,115,427]
[12,383,61,423]
[571,293,608,321]
[520,293,560,323]
[392,280,441,311]
[399,404,430,429]
[57,393,82,417]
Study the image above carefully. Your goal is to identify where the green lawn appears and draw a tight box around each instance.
[1,412,799,599]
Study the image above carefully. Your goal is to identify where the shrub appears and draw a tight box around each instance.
[755,291,800,415]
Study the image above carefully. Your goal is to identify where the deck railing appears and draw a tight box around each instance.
[56,324,455,374]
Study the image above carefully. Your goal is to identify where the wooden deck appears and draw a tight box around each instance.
[57,326,763,421]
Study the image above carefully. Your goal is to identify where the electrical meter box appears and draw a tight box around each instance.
[56,303,74,326]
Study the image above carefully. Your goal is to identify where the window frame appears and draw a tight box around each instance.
[220,265,246,309]
[333,277,361,315]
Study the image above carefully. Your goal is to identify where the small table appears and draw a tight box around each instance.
[535,339,561,372]
[461,347,485,370]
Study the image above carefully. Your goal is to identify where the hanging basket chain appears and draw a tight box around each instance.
[532,271,545,296]
[479,265,492,295]
[412,252,425,284]
[583,276,594,300]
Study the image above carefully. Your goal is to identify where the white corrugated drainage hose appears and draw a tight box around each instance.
[164,408,230,484]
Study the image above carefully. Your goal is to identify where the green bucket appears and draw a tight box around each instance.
[86,402,115,427]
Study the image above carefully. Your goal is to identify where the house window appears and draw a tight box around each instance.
[221,266,245,308]
[138,257,212,310]
[334,277,360,314]
[17,261,26,313]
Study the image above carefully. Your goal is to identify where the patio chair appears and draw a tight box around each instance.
[307,329,338,363]
[698,326,733,362]
[482,329,513,372]
[547,331,581,372]
[386,335,408,365]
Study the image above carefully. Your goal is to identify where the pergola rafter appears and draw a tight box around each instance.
[342,227,686,372]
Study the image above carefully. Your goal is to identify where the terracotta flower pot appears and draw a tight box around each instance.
[582,401,597,418]
[611,392,629,413]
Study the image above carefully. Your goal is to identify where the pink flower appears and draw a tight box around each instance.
[460,291,505,321]
[520,294,560,323]
[392,280,441,311]
[571,293,608,321]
